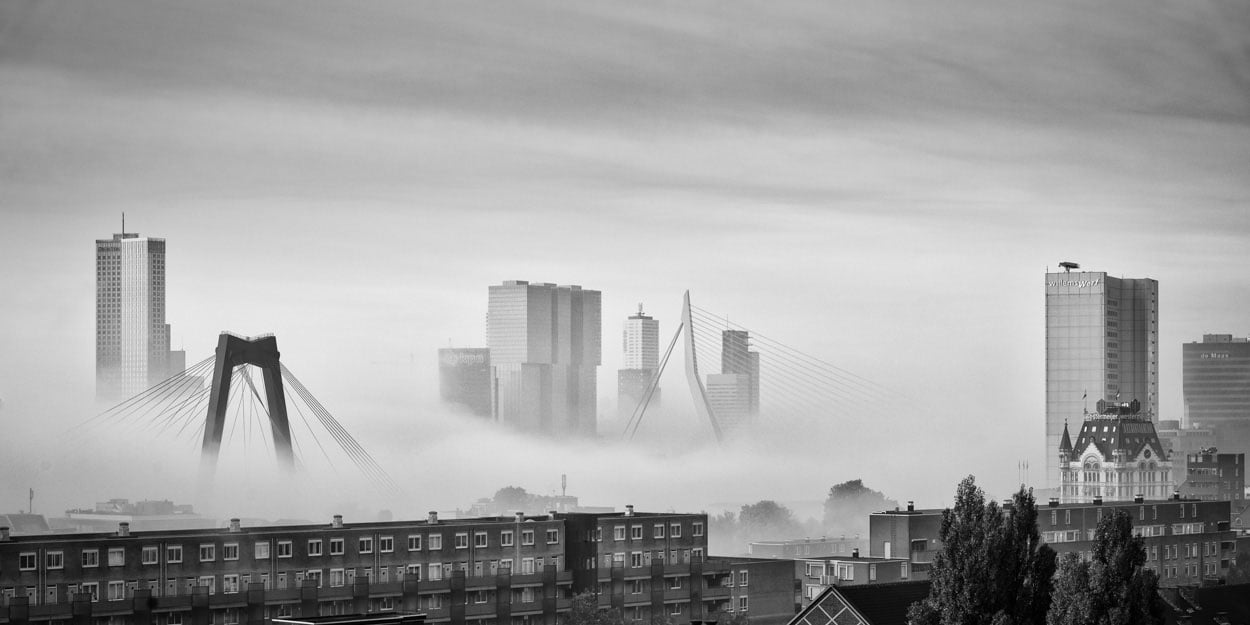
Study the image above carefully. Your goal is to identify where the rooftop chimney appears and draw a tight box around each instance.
[851,548,859,558]
[332,515,343,529]
[118,522,130,537]
[1093,497,1103,506]
[1172,491,1181,501]
[625,505,634,517]
[1134,494,1144,504]
[229,518,241,532]
[2,526,11,541]
[907,501,914,512]
[428,511,439,525]
[1048,498,1059,508]
[548,510,557,520]
[515,511,525,523]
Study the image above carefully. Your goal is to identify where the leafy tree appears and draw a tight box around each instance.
[493,486,532,512]
[567,591,625,625]
[824,479,898,538]
[907,476,1056,625]
[738,500,802,542]
[1045,510,1162,625]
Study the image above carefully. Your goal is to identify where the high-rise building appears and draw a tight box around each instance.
[721,330,760,415]
[1045,263,1158,487]
[618,305,660,419]
[487,281,601,436]
[438,348,492,417]
[706,329,760,436]
[96,231,177,401]
[1183,334,1250,453]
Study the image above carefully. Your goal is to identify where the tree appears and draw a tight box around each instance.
[567,591,625,625]
[907,476,1056,625]
[1046,510,1162,625]
[493,486,532,512]
[823,479,899,538]
[738,500,802,542]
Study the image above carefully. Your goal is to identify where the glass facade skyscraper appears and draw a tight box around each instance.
[1182,334,1250,453]
[95,232,174,401]
[1045,267,1158,487]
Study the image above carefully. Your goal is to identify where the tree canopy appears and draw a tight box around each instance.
[1046,510,1162,625]
[907,476,1056,625]
[824,479,898,537]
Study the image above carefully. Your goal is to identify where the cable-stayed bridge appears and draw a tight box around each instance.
[75,332,398,495]
[622,291,891,442]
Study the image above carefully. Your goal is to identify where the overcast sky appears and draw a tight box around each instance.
[2,0,1249,523]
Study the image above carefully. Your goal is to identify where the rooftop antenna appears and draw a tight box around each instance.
[121,212,125,236]
[561,473,567,497]
[638,302,643,316]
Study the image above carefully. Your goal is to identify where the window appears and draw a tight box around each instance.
[141,546,159,565]
[255,542,270,559]
[330,569,346,587]
[429,563,443,580]
[277,541,292,558]
[409,535,422,551]
[199,544,215,562]
[81,582,99,602]
[738,570,748,586]
[429,534,443,550]
[630,579,644,594]
[223,574,240,593]
[738,596,749,612]
[521,588,535,603]
[692,548,703,562]
[329,538,344,555]
[166,545,183,563]
[107,581,125,601]
[631,526,643,540]
[222,544,239,561]
[654,524,666,538]
[47,551,65,570]
[359,537,374,554]
[455,533,469,549]
[672,603,684,616]
[670,523,682,538]
[522,558,535,574]
[614,526,626,541]
[82,549,100,568]
[501,530,514,546]
[306,570,322,588]
[19,552,37,571]
[869,564,877,581]
[692,522,704,537]
[308,540,323,557]
[380,536,394,553]
[546,529,559,544]
[669,576,682,590]
[631,552,644,568]
[522,530,535,546]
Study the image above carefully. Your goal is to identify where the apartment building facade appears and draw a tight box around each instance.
[0,510,729,625]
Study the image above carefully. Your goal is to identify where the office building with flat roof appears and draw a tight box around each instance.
[487,281,601,436]
[1045,263,1158,487]
[96,232,180,401]
[1183,334,1250,453]
[439,348,492,418]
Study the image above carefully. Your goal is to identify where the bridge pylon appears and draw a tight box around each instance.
[199,332,295,481]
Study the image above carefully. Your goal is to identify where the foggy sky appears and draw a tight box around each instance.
[1,0,1249,524]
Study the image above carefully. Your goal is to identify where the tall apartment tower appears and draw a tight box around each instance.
[618,305,660,418]
[1045,263,1158,487]
[487,281,601,436]
[96,231,177,401]
[1183,334,1250,453]
[438,347,492,417]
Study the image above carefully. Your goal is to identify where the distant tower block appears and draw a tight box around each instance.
[200,332,294,477]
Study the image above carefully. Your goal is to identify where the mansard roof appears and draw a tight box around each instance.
[1069,413,1168,463]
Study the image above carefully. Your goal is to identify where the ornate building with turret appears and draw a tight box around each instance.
[1059,399,1175,503]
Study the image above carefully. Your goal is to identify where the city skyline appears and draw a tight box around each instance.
[3,0,1250,520]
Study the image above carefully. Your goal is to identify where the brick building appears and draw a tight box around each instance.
[0,509,737,625]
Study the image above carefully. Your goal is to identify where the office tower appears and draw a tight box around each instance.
[1045,264,1158,487]
[487,281,601,436]
[618,305,660,418]
[1183,334,1250,453]
[706,373,753,434]
[721,330,759,415]
[438,348,492,417]
[96,231,177,401]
